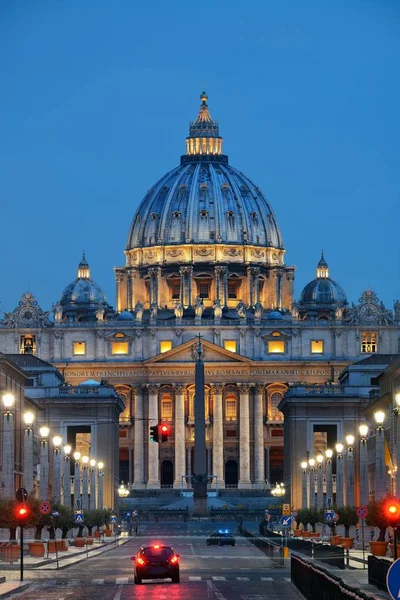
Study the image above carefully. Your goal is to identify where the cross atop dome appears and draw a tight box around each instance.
[186,92,223,156]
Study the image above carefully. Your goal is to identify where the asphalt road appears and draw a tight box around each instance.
[6,521,305,599]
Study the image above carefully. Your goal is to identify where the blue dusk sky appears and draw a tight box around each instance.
[1,1,399,314]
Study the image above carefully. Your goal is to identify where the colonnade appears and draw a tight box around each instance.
[130,382,273,489]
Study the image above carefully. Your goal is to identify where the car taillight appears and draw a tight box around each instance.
[170,555,178,564]
[137,557,146,565]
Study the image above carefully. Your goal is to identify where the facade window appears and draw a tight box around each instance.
[268,341,285,353]
[270,392,284,421]
[20,335,36,355]
[226,429,237,438]
[225,394,237,420]
[111,341,129,355]
[361,332,377,353]
[224,340,237,353]
[160,341,172,353]
[198,281,210,299]
[73,341,86,356]
[311,340,324,354]
[161,395,173,421]
[272,331,281,337]
[171,282,180,299]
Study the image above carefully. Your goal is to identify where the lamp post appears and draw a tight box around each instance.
[97,461,104,509]
[81,456,89,510]
[301,461,308,509]
[2,393,15,498]
[325,449,333,506]
[52,435,62,503]
[308,458,316,508]
[62,445,72,507]
[39,426,50,501]
[316,454,324,509]
[23,411,35,496]
[374,410,386,500]
[73,451,81,509]
[89,459,96,509]
[335,443,344,507]
[359,424,369,506]
[394,392,400,497]
[345,434,355,506]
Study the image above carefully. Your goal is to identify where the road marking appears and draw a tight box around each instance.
[261,577,273,581]
[236,577,250,580]
[92,579,105,585]
[116,578,129,585]
[284,577,291,582]
[212,576,226,580]
[189,576,202,581]
[207,580,229,600]
[112,588,122,600]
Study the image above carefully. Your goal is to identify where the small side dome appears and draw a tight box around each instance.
[117,311,134,321]
[268,310,283,320]
[298,253,347,320]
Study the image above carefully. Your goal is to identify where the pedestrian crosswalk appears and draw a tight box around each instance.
[44,576,292,586]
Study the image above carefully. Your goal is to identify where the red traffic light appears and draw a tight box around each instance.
[160,424,169,442]
[16,505,28,520]
[161,425,168,432]
[384,499,400,523]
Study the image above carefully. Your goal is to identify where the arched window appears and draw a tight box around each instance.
[225,392,237,421]
[161,393,173,421]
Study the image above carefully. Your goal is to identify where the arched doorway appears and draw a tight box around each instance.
[161,460,174,486]
[225,460,238,486]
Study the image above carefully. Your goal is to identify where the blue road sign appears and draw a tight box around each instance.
[280,516,293,528]
[110,515,118,524]
[74,513,84,524]
[51,511,60,518]
[324,510,335,522]
[387,558,400,600]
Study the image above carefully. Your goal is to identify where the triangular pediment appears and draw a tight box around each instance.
[144,338,253,364]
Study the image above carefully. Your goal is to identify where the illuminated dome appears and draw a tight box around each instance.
[126,93,283,252]
[59,255,111,322]
[298,253,347,320]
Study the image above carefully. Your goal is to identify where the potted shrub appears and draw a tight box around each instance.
[103,509,113,537]
[293,511,302,536]
[307,508,321,537]
[28,541,45,558]
[336,506,358,548]
[366,499,391,556]
[51,504,74,550]
[299,508,311,536]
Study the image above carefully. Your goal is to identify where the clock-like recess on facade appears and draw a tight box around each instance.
[20,308,36,323]
[359,303,378,323]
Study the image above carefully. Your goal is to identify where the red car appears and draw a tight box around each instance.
[131,544,180,584]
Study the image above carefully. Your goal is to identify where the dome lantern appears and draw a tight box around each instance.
[77,253,90,279]
[316,252,329,279]
[185,91,224,158]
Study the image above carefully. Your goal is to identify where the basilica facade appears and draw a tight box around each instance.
[1,93,400,505]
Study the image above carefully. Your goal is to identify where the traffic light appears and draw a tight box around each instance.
[15,504,29,523]
[384,498,400,524]
[150,425,159,443]
[160,424,169,443]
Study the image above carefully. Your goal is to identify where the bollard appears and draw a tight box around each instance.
[283,546,289,559]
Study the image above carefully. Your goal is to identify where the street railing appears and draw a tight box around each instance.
[367,555,391,591]
[291,553,379,600]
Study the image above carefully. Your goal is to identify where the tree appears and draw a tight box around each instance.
[297,508,311,532]
[88,509,107,533]
[337,505,358,538]
[308,508,321,533]
[366,498,393,542]
[52,504,74,539]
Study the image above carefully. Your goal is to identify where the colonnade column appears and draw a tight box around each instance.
[215,267,223,303]
[250,267,260,306]
[147,384,160,488]
[274,269,283,309]
[211,384,225,489]
[133,386,145,488]
[222,266,228,307]
[238,384,252,488]
[174,384,186,488]
[253,384,265,487]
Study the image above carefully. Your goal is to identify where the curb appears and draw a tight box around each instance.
[0,582,31,598]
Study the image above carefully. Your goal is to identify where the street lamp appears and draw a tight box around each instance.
[39,426,50,501]
[316,455,324,509]
[335,443,344,507]
[1,393,15,498]
[374,410,386,500]
[89,459,97,509]
[23,411,35,495]
[63,445,72,507]
[359,424,369,506]
[97,461,105,509]
[73,451,81,509]
[345,434,355,506]
[118,482,130,498]
[325,449,333,506]
[308,458,316,507]
[81,456,89,510]
[52,435,62,503]
[301,461,308,509]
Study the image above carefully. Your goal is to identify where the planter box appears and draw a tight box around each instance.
[369,541,388,557]
[86,537,94,546]
[47,540,58,553]
[56,540,68,552]
[293,529,302,537]
[104,529,112,537]
[74,537,86,548]
[94,531,102,539]
[28,542,45,558]
[338,537,354,549]
[0,544,20,563]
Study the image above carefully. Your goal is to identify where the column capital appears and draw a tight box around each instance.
[115,270,124,283]
[210,383,225,394]
[133,384,145,395]
[215,265,228,275]
[254,383,265,394]
[147,384,161,394]
[174,384,186,394]
[237,383,254,394]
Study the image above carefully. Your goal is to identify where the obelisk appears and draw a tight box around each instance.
[193,335,207,515]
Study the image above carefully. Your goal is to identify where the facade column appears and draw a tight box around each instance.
[186,447,192,480]
[179,267,187,307]
[301,464,308,509]
[115,271,124,312]
[345,446,355,506]
[375,425,386,500]
[23,424,34,497]
[222,266,228,307]
[238,383,252,488]
[335,447,344,506]
[133,386,145,488]
[62,451,71,507]
[147,384,160,488]
[253,384,265,487]
[81,461,89,510]
[265,447,270,484]
[174,385,186,488]
[89,464,96,509]
[211,384,225,489]
[2,407,14,498]
[52,446,62,504]
[359,437,369,506]
[128,446,134,484]
[215,267,223,302]
[39,435,49,501]
[187,266,193,307]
